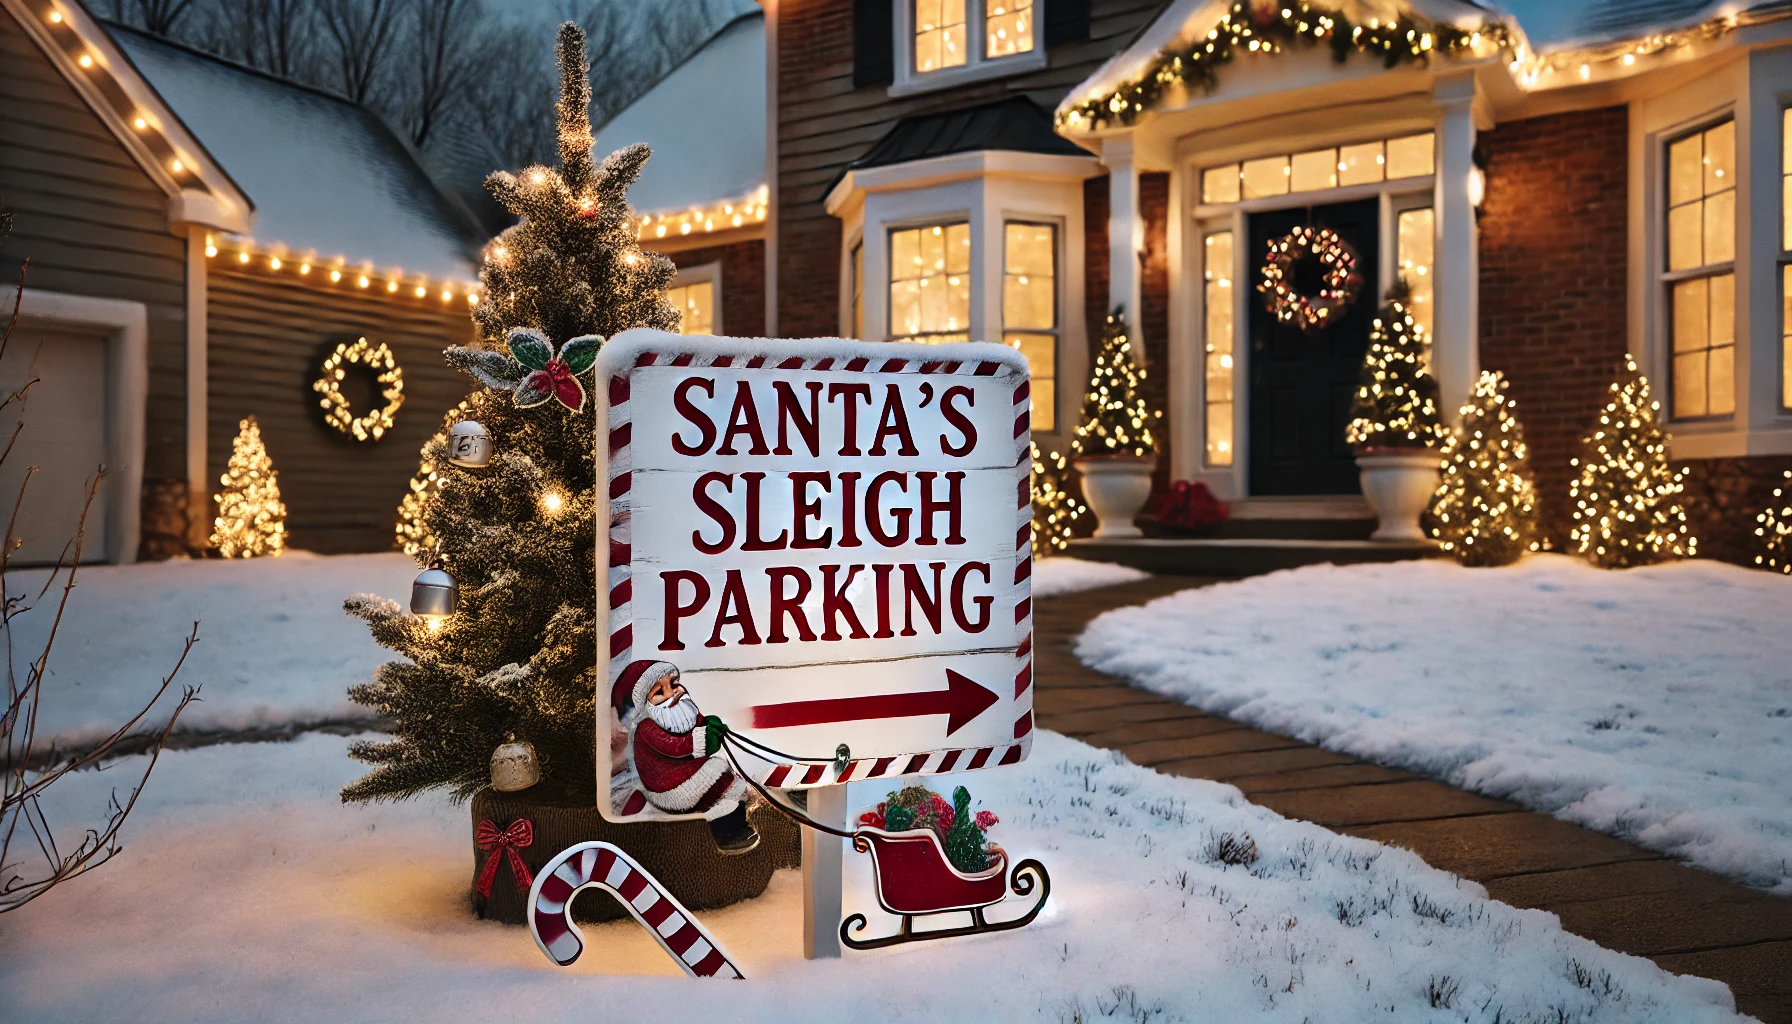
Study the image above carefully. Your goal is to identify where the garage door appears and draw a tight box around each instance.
[0,323,111,564]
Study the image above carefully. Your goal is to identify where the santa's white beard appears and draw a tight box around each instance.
[644,694,699,735]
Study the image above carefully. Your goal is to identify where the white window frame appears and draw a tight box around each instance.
[1001,218,1063,432]
[669,261,723,336]
[891,0,1047,98]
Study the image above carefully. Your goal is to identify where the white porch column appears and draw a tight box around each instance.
[1102,136,1143,342]
[1432,74,1480,416]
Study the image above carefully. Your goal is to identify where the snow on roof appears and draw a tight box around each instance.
[106,25,482,281]
[590,11,765,217]
[1492,0,1772,54]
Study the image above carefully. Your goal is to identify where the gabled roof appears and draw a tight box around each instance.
[591,10,765,217]
[105,23,483,281]
[827,97,1088,198]
[1493,0,1785,54]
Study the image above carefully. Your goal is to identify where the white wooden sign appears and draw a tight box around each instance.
[596,329,1034,822]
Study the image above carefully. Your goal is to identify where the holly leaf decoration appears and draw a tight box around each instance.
[559,334,603,376]
[507,328,553,372]
[515,371,556,408]
[445,346,526,390]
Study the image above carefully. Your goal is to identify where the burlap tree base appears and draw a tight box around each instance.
[470,788,802,925]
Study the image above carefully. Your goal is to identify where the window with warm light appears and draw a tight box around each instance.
[905,0,1036,85]
[666,280,715,335]
[1003,222,1056,431]
[851,240,864,339]
[914,0,967,72]
[1203,231,1235,466]
[985,0,1034,58]
[1665,118,1735,419]
[1782,109,1792,409]
[1200,132,1435,203]
[1396,206,1435,341]
[889,222,970,343]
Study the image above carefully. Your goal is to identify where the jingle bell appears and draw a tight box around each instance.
[410,559,458,619]
[490,737,541,792]
[447,419,492,468]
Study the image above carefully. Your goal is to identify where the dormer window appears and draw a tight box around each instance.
[894,0,1045,95]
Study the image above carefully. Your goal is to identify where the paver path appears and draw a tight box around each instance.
[1034,575,1792,1022]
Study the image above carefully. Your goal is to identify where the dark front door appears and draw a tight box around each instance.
[1247,198,1378,495]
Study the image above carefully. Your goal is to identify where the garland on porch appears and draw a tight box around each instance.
[1258,225,1362,332]
[1057,2,1509,132]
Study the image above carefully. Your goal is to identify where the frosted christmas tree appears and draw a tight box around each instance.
[1071,309,1156,459]
[210,415,286,558]
[1568,356,1696,568]
[1429,371,1539,566]
[1346,281,1448,450]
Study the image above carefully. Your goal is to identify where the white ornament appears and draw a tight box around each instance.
[447,419,493,468]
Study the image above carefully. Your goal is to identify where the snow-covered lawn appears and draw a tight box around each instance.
[0,730,1743,1022]
[1077,555,1792,894]
[13,552,415,745]
[1032,556,1148,598]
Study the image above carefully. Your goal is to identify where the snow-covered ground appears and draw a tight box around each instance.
[1077,555,1792,894]
[13,552,415,745]
[0,730,1743,1023]
[1032,556,1147,598]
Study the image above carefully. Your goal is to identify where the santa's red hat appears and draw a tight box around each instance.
[611,660,678,714]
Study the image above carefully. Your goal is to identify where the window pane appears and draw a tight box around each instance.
[1202,165,1240,204]
[1397,208,1435,340]
[666,281,714,335]
[946,222,971,274]
[1704,120,1735,195]
[1206,402,1233,466]
[1203,231,1235,467]
[1783,172,1792,252]
[1669,272,1734,420]
[1704,189,1735,264]
[915,0,966,71]
[1674,353,1707,418]
[1003,223,1055,330]
[1668,201,1703,271]
[1784,264,1792,408]
[1290,149,1337,192]
[986,0,1033,58]
[1709,344,1735,416]
[1669,134,1703,207]
[1673,277,1708,353]
[1385,133,1435,178]
[1338,141,1384,186]
[889,222,968,340]
[851,242,863,339]
[1005,332,1054,430]
[1709,272,1735,348]
[1242,156,1290,199]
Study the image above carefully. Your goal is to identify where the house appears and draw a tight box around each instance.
[759,0,1792,566]
[596,8,770,340]
[0,0,482,561]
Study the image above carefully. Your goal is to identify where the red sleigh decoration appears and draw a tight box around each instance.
[839,825,1050,950]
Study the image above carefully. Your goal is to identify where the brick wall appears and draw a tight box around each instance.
[665,239,766,338]
[1478,106,1631,547]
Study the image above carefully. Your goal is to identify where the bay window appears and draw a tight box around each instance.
[1665,118,1736,420]
[1003,221,1056,430]
[889,222,970,343]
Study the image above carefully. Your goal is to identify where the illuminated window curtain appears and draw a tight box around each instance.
[889,222,970,344]
[666,281,715,335]
[1003,222,1055,431]
[915,0,966,72]
[1666,119,1736,419]
[1397,207,1435,342]
[986,0,1033,58]
[1203,231,1235,466]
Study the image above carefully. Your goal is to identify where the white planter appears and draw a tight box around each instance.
[1355,450,1440,542]
[1075,457,1155,539]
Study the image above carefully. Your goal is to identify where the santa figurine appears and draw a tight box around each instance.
[612,660,760,855]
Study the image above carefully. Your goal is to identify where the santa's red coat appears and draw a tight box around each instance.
[633,719,734,811]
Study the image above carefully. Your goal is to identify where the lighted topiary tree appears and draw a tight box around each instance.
[1071,308,1156,460]
[1568,356,1697,568]
[210,415,286,558]
[1429,371,1539,566]
[1752,470,1792,574]
[1345,280,1449,451]
[1030,442,1085,557]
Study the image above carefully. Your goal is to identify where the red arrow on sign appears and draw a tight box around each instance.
[748,669,999,737]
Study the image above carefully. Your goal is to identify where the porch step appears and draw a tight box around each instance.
[1208,496,1377,541]
[1069,536,1437,578]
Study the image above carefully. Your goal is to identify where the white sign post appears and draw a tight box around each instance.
[593,329,1035,957]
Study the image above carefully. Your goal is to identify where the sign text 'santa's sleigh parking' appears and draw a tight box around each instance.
[597,330,1034,822]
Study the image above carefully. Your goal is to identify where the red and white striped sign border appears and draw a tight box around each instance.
[529,841,744,978]
[605,348,1035,798]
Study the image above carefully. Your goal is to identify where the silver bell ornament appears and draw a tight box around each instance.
[410,559,458,620]
[490,736,541,793]
[446,418,492,468]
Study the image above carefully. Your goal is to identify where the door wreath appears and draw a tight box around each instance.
[313,337,405,441]
[1257,225,1363,332]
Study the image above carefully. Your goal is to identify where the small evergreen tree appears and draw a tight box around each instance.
[1071,308,1156,459]
[1568,356,1697,568]
[943,786,989,873]
[1030,442,1085,556]
[341,24,679,803]
[1752,470,1792,574]
[394,401,471,558]
[1345,281,1449,450]
[1429,371,1539,566]
[210,415,286,558]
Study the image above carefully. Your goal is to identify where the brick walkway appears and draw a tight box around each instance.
[1033,576,1792,1022]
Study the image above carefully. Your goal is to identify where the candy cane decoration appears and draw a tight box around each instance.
[527,841,744,979]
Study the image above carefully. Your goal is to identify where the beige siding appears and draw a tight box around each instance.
[0,7,188,485]
[206,267,476,554]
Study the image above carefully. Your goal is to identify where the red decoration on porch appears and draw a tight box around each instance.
[1258,225,1362,332]
[473,817,535,898]
[1151,480,1230,531]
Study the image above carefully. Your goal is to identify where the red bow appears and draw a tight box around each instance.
[474,818,535,898]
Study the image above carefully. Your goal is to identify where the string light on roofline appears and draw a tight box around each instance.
[200,236,478,305]
[634,185,770,242]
